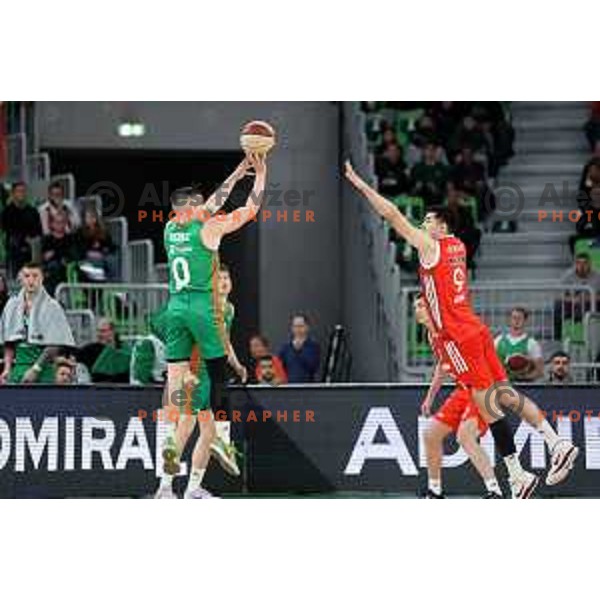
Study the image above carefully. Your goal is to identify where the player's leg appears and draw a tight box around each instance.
[480,329,578,486]
[452,332,539,498]
[185,410,217,499]
[456,418,502,498]
[423,419,451,498]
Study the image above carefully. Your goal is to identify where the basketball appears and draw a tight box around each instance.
[240,120,276,155]
[506,353,530,373]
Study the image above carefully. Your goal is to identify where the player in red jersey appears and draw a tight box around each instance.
[414,295,503,498]
[345,161,579,497]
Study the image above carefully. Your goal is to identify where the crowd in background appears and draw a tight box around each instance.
[0,181,117,294]
[363,101,515,271]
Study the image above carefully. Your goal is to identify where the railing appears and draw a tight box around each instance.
[51,173,76,200]
[6,133,26,180]
[55,283,168,339]
[65,309,97,346]
[105,217,129,281]
[127,239,155,283]
[399,282,596,378]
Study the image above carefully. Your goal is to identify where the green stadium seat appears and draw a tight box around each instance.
[562,321,585,344]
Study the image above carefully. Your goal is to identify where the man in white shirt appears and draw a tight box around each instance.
[494,307,544,382]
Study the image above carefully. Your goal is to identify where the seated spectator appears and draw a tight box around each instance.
[41,211,78,295]
[470,102,514,175]
[0,263,75,384]
[449,114,489,159]
[278,314,321,383]
[74,208,117,282]
[451,147,486,197]
[547,351,573,384]
[445,182,481,269]
[494,307,544,382]
[571,157,600,249]
[256,355,286,386]
[410,114,439,148]
[77,317,131,383]
[554,253,600,338]
[54,356,76,385]
[410,142,449,204]
[376,126,398,155]
[38,182,80,236]
[584,102,600,152]
[130,307,168,385]
[0,182,42,279]
[429,101,464,147]
[249,334,287,384]
[375,143,410,197]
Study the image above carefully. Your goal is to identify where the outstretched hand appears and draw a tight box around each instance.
[247,152,266,177]
[344,160,362,187]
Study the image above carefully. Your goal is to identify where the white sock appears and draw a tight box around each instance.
[537,419,561,452]
[504,454,524,480]
[428,478,442,495]
[186,468,206,494]
[485,478,502,495]
[215,420,231,444]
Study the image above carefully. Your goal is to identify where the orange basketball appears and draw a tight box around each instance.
[240,120,276,155]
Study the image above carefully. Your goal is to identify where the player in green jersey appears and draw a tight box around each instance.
[156,152,266,499]
[154,263,247,498]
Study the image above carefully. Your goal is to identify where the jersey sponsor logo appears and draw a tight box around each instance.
[168,231,191,243]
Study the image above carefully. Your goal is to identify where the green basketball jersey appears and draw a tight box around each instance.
[164,220,218,294]
[496,332,530,364]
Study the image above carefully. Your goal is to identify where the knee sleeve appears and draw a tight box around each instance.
[489,417,516,458]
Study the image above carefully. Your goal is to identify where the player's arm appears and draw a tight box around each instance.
[201,154,267,249]
[344,160,436,258]
[0,343,15,384]
[421,361,446,417]
[226,336,247,383]
[22,346,61,384]
[203,158,251,216]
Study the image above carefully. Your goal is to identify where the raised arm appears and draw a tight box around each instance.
[344,160,435,258]
[203,158,251,215]
[201,153,267,249]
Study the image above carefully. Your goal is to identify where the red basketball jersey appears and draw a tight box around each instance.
[427,330,469,382]
[419,236,484,342]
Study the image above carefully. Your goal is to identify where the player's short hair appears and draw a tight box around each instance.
[427,206,455,233]
[170,186,203,207]
[575,252,591,261]
[22,262,43,272]
[511,306,529,319]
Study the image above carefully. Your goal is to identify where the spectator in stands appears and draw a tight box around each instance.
[0,263,75,384]
[429,101,464,147]
[41,211,78,295]
[74,207,116,282]
[375,142,410,197]
[278,314,321,383]
[39,182,80,236]
[256,355,286,386]
[77,317,131,383]
[494,307,544,382]
[571,157,600,251]
[249,334,287,384]
[130,307,168,385]
[54,356,76,385]
[547,351,573,384]
[0,182,42,279]
[376,126,398,155]
[410,114,439,148]
[449,114,488,159]
[451,147,486,197]
[554,253,600,338]
[410,142,449,204]
[584,102,600,152]
[445,181,481,269]
[470,102,514,175]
